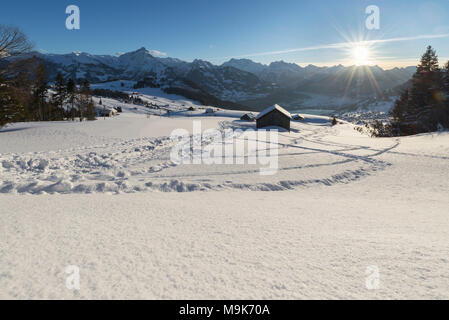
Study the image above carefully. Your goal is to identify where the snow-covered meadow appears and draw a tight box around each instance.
[1,88,449,299]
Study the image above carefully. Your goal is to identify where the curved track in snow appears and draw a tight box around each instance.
[0,119,400,194]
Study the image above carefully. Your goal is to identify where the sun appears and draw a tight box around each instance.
[352,46,371,66]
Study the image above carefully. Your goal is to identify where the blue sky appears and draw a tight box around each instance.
[2,0,449,68]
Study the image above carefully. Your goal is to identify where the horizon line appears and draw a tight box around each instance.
[31,49,423,71]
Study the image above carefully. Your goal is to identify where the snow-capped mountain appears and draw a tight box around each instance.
[184,59,274,101]
[10,48,174,83]
[222,58,416,94]
[6,48,416,110]
[116,47,169,79]
[222,58,267,75]
[295,65,416,96]
[223,59,308,88]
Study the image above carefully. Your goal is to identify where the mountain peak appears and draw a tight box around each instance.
[125,47,151,56]
[192,59,213,68]
[221,58,267,75]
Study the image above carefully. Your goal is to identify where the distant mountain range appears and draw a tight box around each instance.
[5,47,416,111]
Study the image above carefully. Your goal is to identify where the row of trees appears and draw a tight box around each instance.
[386,46,449,136]
[1,64,97,127]
[53,73,97,121]
[1,25,96,128]
[1,25,31,127]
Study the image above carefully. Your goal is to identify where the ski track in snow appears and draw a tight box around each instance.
[0,120,398,194]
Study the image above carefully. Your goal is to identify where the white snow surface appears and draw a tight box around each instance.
[1,90,449,299]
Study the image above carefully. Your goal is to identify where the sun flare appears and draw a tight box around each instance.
[352,46,371,66]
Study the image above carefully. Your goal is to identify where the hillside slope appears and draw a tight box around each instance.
[1,99,448,299]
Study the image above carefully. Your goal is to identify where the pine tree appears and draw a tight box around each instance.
[443,61,449,92]
[391,90,409,123]
[441,61,449,127]
[79,78,88,121]
[77,79,85,121]
[77,79,96,121]
[32,63,48,121]
[409,46,442,130]
[66,78,76,121]
[53,73,67,119]
[86,97,96,120]
[391,46,446,134]
[0,75,25,127]
[11,72,33,121]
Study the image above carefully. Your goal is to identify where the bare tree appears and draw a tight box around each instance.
[0,25,33,58]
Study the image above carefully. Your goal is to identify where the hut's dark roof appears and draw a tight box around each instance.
[256,104,291,120]
[241,113,256,121]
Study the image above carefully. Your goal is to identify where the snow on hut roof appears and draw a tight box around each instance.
[256,104,292,120]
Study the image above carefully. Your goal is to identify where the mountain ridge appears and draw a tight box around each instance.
[5,47,417,111]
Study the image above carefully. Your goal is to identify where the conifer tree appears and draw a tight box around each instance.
[86,97,96,121]
[391,89,409,124]
[443,61,449,92]
[391,46,446,134]
[409,46,442,129]
[66,78,76,121]
[76,78,96,121]
[53,73,67,119]
[0,75,25,127]
[441,61,449,127]
[11,72,32,121]
[32,63,48,121]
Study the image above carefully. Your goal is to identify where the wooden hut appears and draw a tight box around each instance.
[98,107,118,118]
[256,104,291,131]
[240,113,256,122]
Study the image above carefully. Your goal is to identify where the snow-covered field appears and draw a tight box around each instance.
[1,90,449,299]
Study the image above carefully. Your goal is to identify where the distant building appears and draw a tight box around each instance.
[256,104,291,131]
[292,114,304,121]
[240,113,256,122]
[98,107,118,118]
